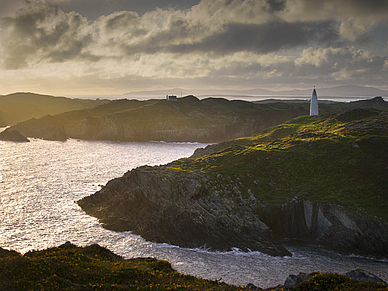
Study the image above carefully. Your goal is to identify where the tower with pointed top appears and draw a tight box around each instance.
[310,86,319,116]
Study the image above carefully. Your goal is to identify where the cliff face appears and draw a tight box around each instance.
[79,165,388,258]
[79,110,388,258]
[261,200,388,258]
[0,129,29,142]
[79,167,290,256]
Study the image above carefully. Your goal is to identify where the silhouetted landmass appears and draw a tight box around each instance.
[0,246,19,258]
[9,96,388,142]
[78,109,388,258]
[0,128,29,142]
[0,92,109,126]
[0,111,7,127]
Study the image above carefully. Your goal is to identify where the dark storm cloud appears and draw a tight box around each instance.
[265,0,286,13]
[57,0,200,19]
[283,0,388,17]
[1,0,387,92]
[129,20,341,55]
[102,11,148,37]
[0,5,97,69]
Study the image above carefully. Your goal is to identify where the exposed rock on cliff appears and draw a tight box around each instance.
[246,269,387,290]
[79,109,388,258]
[9,116,67,141]
[260,200,388,258]
[79,167,290,256]
[0,128,29,142]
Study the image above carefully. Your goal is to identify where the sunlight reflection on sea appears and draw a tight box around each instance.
[0,138,387,288]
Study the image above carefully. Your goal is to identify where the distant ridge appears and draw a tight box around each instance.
[124,85,388,98]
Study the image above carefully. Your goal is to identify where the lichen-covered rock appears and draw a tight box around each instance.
[345,268,387,284]
[284,272,311,289]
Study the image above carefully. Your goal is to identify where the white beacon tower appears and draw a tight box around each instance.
[310,86,319,116]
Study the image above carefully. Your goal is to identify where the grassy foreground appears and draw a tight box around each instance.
[0,243,243,291]
[1,243,387,290]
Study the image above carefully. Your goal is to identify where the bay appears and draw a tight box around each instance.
[0,138,387,288]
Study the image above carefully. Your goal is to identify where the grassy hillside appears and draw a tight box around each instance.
[11,95,361,142]
[1,244,386,290]
[165,108,388,220]
[0,243,242,291]
[0,92,108,126]
[10,95,388,142]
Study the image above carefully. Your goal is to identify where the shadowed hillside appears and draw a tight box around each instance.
[0,92,108,126]
[10,96,388,142]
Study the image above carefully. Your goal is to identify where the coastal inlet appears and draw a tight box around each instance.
[0,137,387,288]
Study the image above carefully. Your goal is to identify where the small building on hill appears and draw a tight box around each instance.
[166,95,178,101]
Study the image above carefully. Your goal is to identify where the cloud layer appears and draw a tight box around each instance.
[0,0,387,95]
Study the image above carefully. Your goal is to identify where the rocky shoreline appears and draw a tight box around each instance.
[78,110,388,259]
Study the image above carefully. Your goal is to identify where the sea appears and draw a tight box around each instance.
[0,137,387,288]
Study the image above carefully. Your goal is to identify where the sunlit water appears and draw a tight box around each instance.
[0,137,387,288]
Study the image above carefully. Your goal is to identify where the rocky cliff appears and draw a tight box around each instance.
[79,167,290,256]
[79,109,388,258]
[0,128,29,142]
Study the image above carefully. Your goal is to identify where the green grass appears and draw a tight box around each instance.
[2,244,386,291]
[161,109,388,220]
[0,243,244,291]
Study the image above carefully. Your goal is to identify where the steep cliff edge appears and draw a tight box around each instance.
[79,167,290,256]
[78,109,388,258]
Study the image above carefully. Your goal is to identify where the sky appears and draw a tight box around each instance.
[0,0,387,97]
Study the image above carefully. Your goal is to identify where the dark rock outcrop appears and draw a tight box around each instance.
[78,167,291,257]
[245,283,263,290]
[283,272,312,290]
[0,128,29,142]
[345,268,387,284]
[78,165,388,258]
[260,200,388,258]
[10,116,68,141]
[252,269,387,290]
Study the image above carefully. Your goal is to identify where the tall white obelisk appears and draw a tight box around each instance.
[310,86,318,116]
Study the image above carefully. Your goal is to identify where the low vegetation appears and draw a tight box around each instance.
[0,243,244,291]
[1,244,386,290]
[291,272,387,291]
[164,108,388,220]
